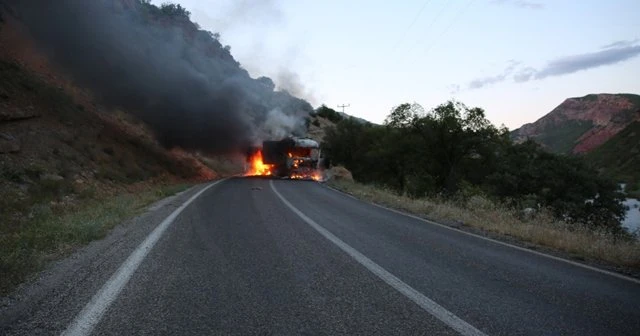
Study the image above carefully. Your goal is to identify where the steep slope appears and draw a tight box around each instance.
[0,7,241,293]
[338,111,371,125]
[0,11,218,185]
[512,94,640,154]
[5,0,314,151]
[0,57,218,211]
[307,115,335,143]
[307,106,373,143]
[586,121,640,192]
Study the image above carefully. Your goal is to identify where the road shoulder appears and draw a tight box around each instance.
[0,182,212,335]
[323,181,640,282]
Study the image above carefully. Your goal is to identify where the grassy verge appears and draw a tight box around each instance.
[0,183,192,295]
[329,180,640,270]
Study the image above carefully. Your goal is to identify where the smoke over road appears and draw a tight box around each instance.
[10,0,313,154]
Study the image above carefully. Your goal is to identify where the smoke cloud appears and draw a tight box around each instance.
[202,0,283,32]
[10,0,312,153]
[275,67,316,105]
[261,108,303,140]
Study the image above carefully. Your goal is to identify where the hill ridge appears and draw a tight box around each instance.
[512,93,640,154]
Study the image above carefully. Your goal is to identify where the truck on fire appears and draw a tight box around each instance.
[246,137,322,180]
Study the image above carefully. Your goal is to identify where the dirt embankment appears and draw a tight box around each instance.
[0,11,242,294]
[0,12,225,209]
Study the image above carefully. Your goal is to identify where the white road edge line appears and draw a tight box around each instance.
[61,179,227,336]
[324,184,640,286]
[270,180,487,336]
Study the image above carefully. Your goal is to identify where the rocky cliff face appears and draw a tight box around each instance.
[512,94,640,154]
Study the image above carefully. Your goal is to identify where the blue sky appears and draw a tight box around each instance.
[151,0,640,129]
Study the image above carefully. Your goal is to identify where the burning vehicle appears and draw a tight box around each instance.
[246,137,322,181]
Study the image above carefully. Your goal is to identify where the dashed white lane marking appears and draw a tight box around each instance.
[61,179,227,336]
[270,180,487,336]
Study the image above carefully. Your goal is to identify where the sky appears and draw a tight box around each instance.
[150,0,640,130]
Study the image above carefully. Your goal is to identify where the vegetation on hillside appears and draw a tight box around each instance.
[141,1,191,20]
[587,121,640,197]
[313,105,345,124]
[619,94,640,108]
[534,119,593,153]
[323,101,627,234]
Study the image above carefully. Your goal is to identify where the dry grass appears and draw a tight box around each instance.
[0,183,192,295]
[197,153,245,177]
[329,180,640,269]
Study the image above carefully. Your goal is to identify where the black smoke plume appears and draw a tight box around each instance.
[8,0,313,153]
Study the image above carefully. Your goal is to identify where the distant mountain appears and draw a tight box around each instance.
[586,121,640,188]
[511,94,640,154]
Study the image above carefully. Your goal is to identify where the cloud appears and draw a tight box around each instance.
[469,74,507,89]
[533,43,640,80]
[466,39,640,89]
[492,0,545,10]
[513,67,536,82]
[600,38,639,50]
[468,60,520,89]
[513,0,544,9]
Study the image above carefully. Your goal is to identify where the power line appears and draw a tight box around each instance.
[390,0,434,55]
[421,0,476,59]
[422,0,453,39]
[400,0,455,62]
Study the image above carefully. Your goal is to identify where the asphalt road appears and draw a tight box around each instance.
[2,177,640,335]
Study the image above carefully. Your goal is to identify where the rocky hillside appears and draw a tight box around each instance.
[512,94,640,154]
[306,106,374,144]
[0,6,242,234]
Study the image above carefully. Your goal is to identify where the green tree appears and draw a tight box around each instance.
[487,140,626,231]
[409,101,502,194]
[316,105,343,123]
[323,99,626,232]
[159,3,190,19]
[384,103,423,128]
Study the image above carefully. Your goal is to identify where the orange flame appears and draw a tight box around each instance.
[290,171,323,181]
[245,150,274,176]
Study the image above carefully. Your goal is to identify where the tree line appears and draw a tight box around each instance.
[321,101,627,233]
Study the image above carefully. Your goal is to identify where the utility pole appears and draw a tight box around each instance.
[337,104,350,113]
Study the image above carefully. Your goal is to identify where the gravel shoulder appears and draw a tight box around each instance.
[0,182,211,335]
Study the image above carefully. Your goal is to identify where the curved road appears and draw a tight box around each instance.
[2,178,639,335]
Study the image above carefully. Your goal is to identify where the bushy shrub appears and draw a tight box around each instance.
[323,100,626,231]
